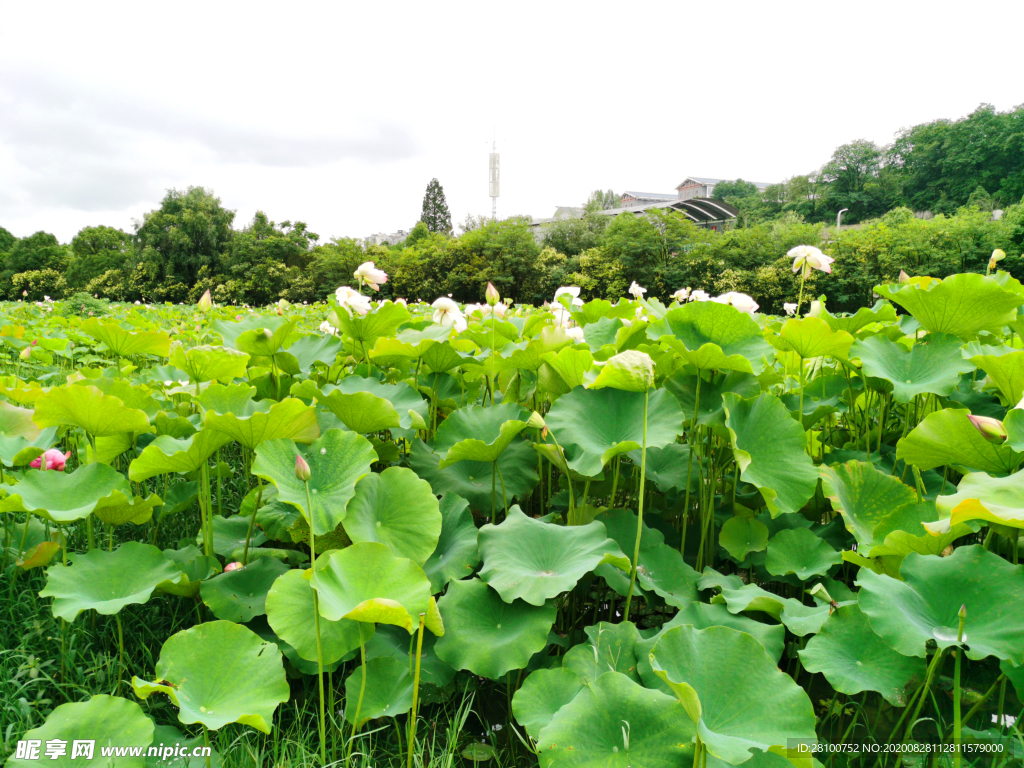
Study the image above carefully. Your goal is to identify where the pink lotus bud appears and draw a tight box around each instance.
[295,453,311,482]
[967,414,1006,443]
[30,449,71,471]
[198,289,212,312]
[19,347,31,361]
[485,282,500,306]
[899,270,910,284]
[223,562,244,572]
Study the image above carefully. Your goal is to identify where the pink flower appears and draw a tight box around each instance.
[223,562,244,572]
[789,245,834,276]
[967,414,1006,443]
[31,449,71,471]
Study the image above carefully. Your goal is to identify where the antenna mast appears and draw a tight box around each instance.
[488,134,500,220]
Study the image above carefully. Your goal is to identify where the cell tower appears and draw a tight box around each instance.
[488,140,500,220]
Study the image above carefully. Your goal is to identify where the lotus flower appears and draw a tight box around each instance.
[432,297,467,332]
[967,414,1006,443]
[671,288,691,302]
[198,289,212,312]
[564,326,584,342]
[295,453,311,482]
[485,282,500,306]
[713,291,759,314]
[31,449,71,471]
[690,289,711,302]
[783,302,798,316]
[223,562,244,572]
[354,261,388,292]
[480,302,507,319]
[319,320,337,336]
[989,249,1007,272]
[789,245,834,277]
[394,298,408,307]
[899,270,911,284]
[335,286,372,316]
[628,281,647,299]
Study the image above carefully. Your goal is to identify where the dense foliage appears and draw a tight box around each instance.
[1,261,1023,767]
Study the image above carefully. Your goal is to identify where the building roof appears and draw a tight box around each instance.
[676,176,774,189]
[623,191,677,200]
[532,197,739,227]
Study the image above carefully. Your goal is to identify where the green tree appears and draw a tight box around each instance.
[135,186,235,286]
[712,179,759,200]
[0,226,15,256]
[420,179,453,235]
[460,217,542,303]
[6,231,68,275]
[305,238,369,300]
[220,212,318,305]
[68,225,133,289]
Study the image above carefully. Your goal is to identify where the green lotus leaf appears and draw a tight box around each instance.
[926,471,1024,533]
[875,272,1024,339]
[284,333,343,373]
[719,516,770,562]
[265,568,367,665]
[800,604,925,706]
[0,463,129,523]
[700,569,857,636]
[344,657,414,726]
[664,369,761,427]
[434,578,555,679]
[40,541,183,622]
[202,388,319,449]
[312,388,401,433]
[589,350,655,392]
[81,318,171,357]
[818,300,898,334]
[129,430,233,481]
[200,556,289,622]
[545,387,684,477]
[1002,659,1024,701]
[896,408,1019,474]
[0,398,46,440]
[820,460,918,550]
[409,438,538,514]
[867,501,975,567]
[432,403,531,468]
[511,667,584,742]
[169,342,250,383]
[200,514,267,558]
[342,466,441,565]
[158,546,220,598]
[851,333,973,403]
[147,724,224,768]
[311,542,431,632]
[132,620,289,733]
[722,392,818,517]
[858,545,1024,662]
[157,481,199,522]
[7,694,154,768]
[637,602,786,686]
[478,508,628,605]
[251,430,376,536]
[971,350,1024,405]
[648,300,773,373]
[234,318,298,357]
[648,624,816,765]
[72,378,162,418]
[627,443,697,495]
[332,301,411,348]
[423,492,480,592]
[329,377,428,429]
[0,428,57,467]
[536,671,695,768]
[764,528,841,580]
[33,384,151,437]
[563,620,642,683]
[537,346,594,395]
[775,317,854,360]
[365,624,454,688]
[92,490,163,526]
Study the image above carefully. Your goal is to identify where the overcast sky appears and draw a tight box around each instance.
[1,0,1021,243]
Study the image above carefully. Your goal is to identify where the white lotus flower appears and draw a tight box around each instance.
[432,297,467,331]
[480,302,507,318]
[628,281,647,299]
[335,286,372,316]
[671,288,690,302]
[789,245,834,277]
[713,291,759,314]
[554,286,581,300]
[354,261,388,292]
[552,306,572,328]
[394,298,407,307]
[319,320,337,335]
[690,289,711,302]
[565,326,584,342]
[783,302,798,316]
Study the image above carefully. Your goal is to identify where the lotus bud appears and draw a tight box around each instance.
[295,453,311,482]
[991,249,1006,264]
[264,328,273,339]
[941,544,954,557]
[967,414,1006,443]
[485,282,500,306]
[899,270,911,284]
[223,562,244,572]
[808,583,833,604]
[19,347,31,361]
[526,411,546,430]
[198,289,212,312]
[958,603,967,620]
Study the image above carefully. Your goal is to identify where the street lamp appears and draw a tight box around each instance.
[836,208,849,228]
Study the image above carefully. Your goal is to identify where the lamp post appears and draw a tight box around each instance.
[836,208,849,229]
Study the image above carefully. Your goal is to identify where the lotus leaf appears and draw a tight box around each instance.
[664,369,760,427]
[562,620,642,683]
[169,343,250,383]
[129,430,233,481]
[34,384,151,436]
[0,462,128,523]
[311,542,431,632]
[971,350,1024,405]
[722,392,818,516]
[234,317,297,357]
[649,624,816,765]
[511,667,585,741]
[266,568,367,664]
[478,508,628,605]
[858,545,1024,662]
[820,460,918,550]
[800,604,924,706]
[92,489,163,527]
[776,317,855,360]
[332,301,410,348]
[536,671,695,768]
[423,492,480,592]
[852,332,974,402]
[545,386,684,477]
[7,694,154,768]
[203,514,267,557]
[40,541,183,621]
[432,403,531,468]
[926,471,1024,533]
[344,657,414,726]
[434,578,554,679]
[82,318,171,357]
[589,349,655,392]
[719,516,769,562]
[200,383,319,447]
[342,466,441,565]
[764,528,841,580]
[647,300,773,373]
[896,408,1019,474]
[200,556,289,622]
[364,624,454,688]
[133,620,289,733]
[627,443,697,494]
[286,333,343,373]
[158,546,220,598]
[251,430,376,535]
[147,725,224,768]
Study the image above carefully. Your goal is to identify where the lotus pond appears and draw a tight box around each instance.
[2,270,1024,768]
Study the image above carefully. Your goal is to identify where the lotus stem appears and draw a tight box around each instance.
[692,735,702,768]
[960,674,1004,731]
[497,464,509,521]
[682,375,701,556]
[407,613,426,768]
[796,269,807,318]
[202,724,211,768]
[114,612,124,696]
[490,462,496,523]
[305,481,326,765]
[241,477,264,566]
[902,647,948,746]
[611,455,621,508]
[623,389,649,621]
[953,605,967,768]
[346,624,368,768]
